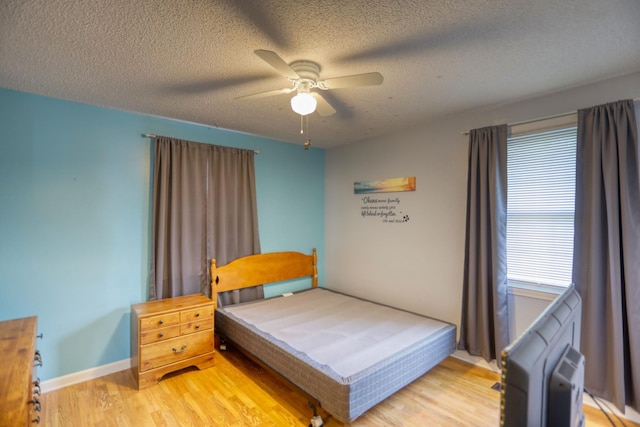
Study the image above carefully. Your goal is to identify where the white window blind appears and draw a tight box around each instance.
[506,126,577,288]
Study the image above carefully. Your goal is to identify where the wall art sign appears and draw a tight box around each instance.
[356,177,414,224]
[360,195,410,223]
[354,176,416,194]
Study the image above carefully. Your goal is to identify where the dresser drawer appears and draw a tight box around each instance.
[180,306,214,323]
[140,325,180,345]
[180,317,213,335]
[140,330,213,371]
[140,312,180,332]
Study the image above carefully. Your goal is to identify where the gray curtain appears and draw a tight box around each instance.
[457,124,510,363]
[573,99,640,413]
[149,136,261,300]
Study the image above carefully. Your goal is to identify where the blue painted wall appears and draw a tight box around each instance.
[0,88,325,381]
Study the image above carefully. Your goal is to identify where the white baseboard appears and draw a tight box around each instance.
[451,349,500,372]
[41,358,131,394]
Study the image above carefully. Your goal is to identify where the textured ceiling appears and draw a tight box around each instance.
[1,0,639,148]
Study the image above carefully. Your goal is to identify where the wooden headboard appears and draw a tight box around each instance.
[210,249,317,295]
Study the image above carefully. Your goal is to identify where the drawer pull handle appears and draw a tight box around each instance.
[172,344,187,354]
[158,320,164,325]
[37,333,43,339]
[195,324,200,329]
[32,415,40,424]
[158,332,164,338]
[33,384,41,395]
[31,397,41,411]
[195,312,200,317]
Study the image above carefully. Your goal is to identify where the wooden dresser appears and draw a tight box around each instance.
[0,316,41,426]
[131,294,215,389]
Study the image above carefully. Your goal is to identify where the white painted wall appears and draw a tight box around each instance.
[325,116,468,324]
[324,72,640,335]
[508,289,556,340]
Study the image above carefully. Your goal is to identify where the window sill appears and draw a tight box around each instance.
[507,280,565,301]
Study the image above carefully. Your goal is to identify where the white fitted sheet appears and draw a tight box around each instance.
[223,287,449,378]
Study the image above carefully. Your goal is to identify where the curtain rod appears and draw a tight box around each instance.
[461,97,640,136]
[142,133,259,154]
[460,111,575,136]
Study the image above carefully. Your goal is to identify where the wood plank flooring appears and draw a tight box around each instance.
[40,345,637,426]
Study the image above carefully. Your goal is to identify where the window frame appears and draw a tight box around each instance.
[505,115,578,293]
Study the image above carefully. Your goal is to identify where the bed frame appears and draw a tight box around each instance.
[210,249,323,418]
[211,248,317,293]
[209,249,456,423]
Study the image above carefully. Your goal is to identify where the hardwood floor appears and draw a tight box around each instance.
[41,345,637,426]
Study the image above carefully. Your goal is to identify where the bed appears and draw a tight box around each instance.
[210,249,456,423]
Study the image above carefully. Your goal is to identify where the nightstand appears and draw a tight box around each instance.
[131,294,215,389]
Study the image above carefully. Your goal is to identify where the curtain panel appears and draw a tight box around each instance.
[149,136,261,300]
[458,124,510,363]
[573,99,640,413]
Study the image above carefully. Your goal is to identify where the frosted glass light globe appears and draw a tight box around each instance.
[290,92,317,115]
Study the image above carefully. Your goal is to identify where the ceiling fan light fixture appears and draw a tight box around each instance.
[290,92,317,115]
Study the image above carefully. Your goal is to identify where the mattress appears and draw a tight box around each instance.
[215,287,456,422]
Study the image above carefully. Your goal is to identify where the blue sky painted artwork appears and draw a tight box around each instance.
[354,177,416,194]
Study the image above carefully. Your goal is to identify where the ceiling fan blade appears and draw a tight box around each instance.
[254,50,299,79]
[319,72,384,89]
[312,92,336,116]
[236,87,294,100]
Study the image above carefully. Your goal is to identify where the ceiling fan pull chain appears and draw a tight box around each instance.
[304,115,312,150]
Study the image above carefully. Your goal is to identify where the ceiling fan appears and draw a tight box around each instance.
[237,50,384,116]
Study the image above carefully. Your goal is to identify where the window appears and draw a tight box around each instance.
[506,124,577,289]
